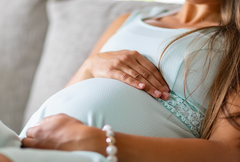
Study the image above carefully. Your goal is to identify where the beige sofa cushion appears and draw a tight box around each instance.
[0,0,48,133]
[23,0,180,125]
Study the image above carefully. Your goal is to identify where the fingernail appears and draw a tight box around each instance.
[162,92,169,99]
[164,86,169,92]
[154,90,162,97]
[139,83,145,88]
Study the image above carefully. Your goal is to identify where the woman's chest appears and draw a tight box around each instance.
[100,23,196,89]
[100,23,188,68]
[100,23,220,108]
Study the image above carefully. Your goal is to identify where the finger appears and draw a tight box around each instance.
[120,67,164,98]
[132,56,170,100]
[112,59,164,99]
[135,65,170,100]
[129,63,167,92]
[110,69,146,90]
[133,52,170,91]
[34,122,41,127]
[21,138,37,148]
[22,138,55,149]
[123,57,169,99]
[55,113,84,124]
[110,69,162,98]
[26,126,39,138]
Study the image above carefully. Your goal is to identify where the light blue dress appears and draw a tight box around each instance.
[0,6,223,162]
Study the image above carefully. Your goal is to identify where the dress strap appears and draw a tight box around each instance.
[118,6,167,31]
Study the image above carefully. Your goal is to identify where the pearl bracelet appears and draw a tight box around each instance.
[102,125,118,162]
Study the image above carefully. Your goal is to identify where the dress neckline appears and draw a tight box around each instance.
[139,8,190,31]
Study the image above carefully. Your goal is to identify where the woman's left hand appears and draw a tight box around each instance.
[22,114,107,155]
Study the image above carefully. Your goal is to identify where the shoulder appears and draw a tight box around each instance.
[116,13,131,22]
[110,13,131,31]
[102,13,131,36]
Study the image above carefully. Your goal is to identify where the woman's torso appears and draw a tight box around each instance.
[100,6,222,112]
[20,7,223,139]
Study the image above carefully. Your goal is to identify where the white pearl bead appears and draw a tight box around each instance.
[106,137,116,145]
[102,125,112,131]
[106,155,118,162]
[106,130,115,137]
[106,145,118,155]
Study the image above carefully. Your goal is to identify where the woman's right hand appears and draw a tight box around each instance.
[85,50,170,100]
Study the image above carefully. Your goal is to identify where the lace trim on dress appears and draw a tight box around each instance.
[156,91,205,138]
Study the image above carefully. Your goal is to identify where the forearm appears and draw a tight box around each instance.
[114,132,238,162]
[65,60,93,88]
[0,154,12,162]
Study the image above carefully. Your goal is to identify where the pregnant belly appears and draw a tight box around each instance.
[21,78,195,138]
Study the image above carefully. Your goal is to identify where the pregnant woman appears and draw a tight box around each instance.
[0,0,240,161]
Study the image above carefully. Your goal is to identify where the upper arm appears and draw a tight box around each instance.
[209,92,240,160]
[89,13,131,56]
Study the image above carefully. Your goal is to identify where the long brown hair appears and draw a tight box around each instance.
[160,0,240,139]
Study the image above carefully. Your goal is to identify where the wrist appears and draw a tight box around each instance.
[102,125,118,162]
[76,126,107,155]
[78,58,94,80]
[65,60,93,87]
[94,127,109,156]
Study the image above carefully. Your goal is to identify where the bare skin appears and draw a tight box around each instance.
[145,0,221,29]
[2,0,240,162]
[0,155,11,162]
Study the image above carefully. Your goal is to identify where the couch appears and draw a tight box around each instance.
[0,0,181,133]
